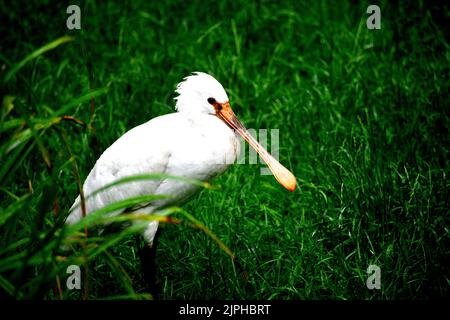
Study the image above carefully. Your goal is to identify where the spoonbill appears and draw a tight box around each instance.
[65,72,296,246]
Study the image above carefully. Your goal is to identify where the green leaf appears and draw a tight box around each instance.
[0,194,30,226]
[3,36,74,83]
[53,87,109,117]
[0,274,16,297]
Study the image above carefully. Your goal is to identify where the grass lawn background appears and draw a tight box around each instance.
[0,0,448,299]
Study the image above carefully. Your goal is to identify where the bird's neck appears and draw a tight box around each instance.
[178,112,235,135]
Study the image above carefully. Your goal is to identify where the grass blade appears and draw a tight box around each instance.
[3,36,74,83]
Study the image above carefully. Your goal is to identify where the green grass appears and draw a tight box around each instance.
[0,0,448,299]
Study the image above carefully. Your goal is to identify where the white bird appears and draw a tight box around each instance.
[66,72,296,245]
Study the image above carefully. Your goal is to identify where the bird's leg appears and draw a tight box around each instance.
[138,228,161,298]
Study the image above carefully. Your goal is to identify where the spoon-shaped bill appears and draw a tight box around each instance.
[217,103,296,191]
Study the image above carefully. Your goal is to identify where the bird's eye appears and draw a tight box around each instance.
[207,97,216,105]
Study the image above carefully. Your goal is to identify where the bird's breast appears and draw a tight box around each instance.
[168,115,240,180]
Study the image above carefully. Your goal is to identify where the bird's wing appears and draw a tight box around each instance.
[66,116,174,225]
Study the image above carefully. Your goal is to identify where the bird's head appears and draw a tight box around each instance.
[175,72,229,115]
[174,72,297,192]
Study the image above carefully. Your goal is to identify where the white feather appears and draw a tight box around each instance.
[66,72,239,244]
